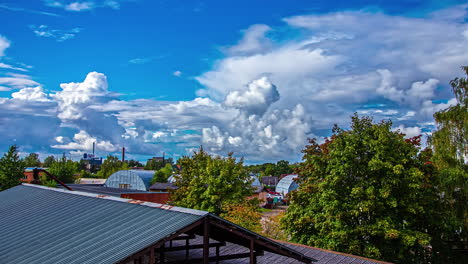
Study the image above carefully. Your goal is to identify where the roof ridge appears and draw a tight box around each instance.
[22,183,208,216]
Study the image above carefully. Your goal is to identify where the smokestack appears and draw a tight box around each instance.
[122,147,125,163]
[92,142,95,156]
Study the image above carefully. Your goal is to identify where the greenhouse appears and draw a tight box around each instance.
[275,174,299,195]
[250,174,261,186]
[105,170,155,191]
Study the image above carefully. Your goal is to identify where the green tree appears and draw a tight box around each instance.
[221,199,262,232]
[276,160,293,175]
[429,66,468,260]
[23,153,41,167]
[42,155,55,168]
[0,145,24,190]
[150,163,173,184]
[48,157,77,183]
[144,159,164,170]
[96,155,127,178]
[282,115,438,263]
[262,163,277,177]
[171,148,253,215]
[127,159,143,168]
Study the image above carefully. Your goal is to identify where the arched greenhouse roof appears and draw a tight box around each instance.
[275,174,299,195]
[104,170,155,191]
[249,174,261,186]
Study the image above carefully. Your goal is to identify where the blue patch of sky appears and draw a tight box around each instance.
[1,0,463,101]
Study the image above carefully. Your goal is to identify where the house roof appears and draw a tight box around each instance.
[60,184,149,196]
[162,236,391,264]
[0,184,205,264]
[0,184,314,264]
[149,182,179,190]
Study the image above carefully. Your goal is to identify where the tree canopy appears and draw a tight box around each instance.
[282,115,440,263]
[429,66,467,259]
[150,163,173,184]
[42,155,55,168]
[96,155,127,178]
[23,153,41,167]
[48,157,78,183]
[0,145,24,191]
[171,148,253,215]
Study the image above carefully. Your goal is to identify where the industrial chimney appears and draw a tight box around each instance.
[122,147,125,163]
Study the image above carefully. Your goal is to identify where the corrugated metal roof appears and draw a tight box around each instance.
[0,184,206,264]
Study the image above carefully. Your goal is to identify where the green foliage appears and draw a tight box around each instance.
[429,66,468,260]
[171,148,253,215]
[246,161,294,177]
[96,155,127,178]
[276,160,293,175]
[23,153,41,167]
[127,159,143,167]
[145,157,173,170]
[150,163,173,184]
[0,145,24,191]
[282,115,438,263]
[262,211,288,241]
[42,155,55,168]
[262,163,277,177]
[48,157,78,183]
[221,199,262,232]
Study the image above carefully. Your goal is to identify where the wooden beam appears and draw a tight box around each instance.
[188,251,263,263]
[208,218,314,264]
[156,242,225,252]
[171,234,195,241]
[116,218,205,264]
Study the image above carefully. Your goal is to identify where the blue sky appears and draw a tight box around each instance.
[0,0,467,163]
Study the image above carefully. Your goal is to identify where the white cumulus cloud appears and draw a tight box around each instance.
[224,76,280,115]
[11,87,50,102]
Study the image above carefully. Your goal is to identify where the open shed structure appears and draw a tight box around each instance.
[0,184,389,264]
[275,174,300,195]
[105,170,155,191]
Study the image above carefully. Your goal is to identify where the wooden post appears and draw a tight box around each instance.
[203,218,210,264]
[149,246,155,264]
[185,238,189,260]
[216,245,220,264]
[250,239,256,264]
[160,243,165,263]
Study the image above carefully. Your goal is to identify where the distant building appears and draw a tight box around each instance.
[82,153,102,172]
[21,167,45,183]
[76,178,106,184]
[167,174,179,183]
[261,176,279,186]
